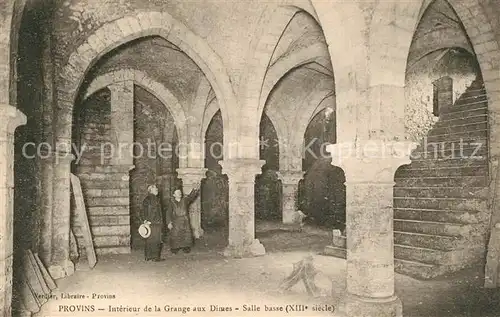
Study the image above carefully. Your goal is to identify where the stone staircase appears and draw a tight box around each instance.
[325,78,491,279]
[72,115,132,256]
[74,165,132,256]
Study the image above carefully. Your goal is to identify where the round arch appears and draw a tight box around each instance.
[83,69,189,145]
[55,11,236,150]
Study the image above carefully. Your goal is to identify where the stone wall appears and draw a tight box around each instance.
[405,50,478,141]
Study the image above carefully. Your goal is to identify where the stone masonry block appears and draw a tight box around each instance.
[87,206,129,216]
[85,34,107,56]
[91,225,129,236]
[136,12,152,31]
[116,17,134,37]
[149,11,165,30]
[124,16,142,34]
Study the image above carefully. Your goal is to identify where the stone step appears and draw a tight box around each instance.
[88,214,130,226]
[448,96,488,109]
[91,224,129,236]
[324,237,479,279]
[439,107,487,121]
[77,158,111,166]
[76,165,134,174]
[433,114,487,127]
[393,186,488,199]
[79,180,129,189]
[394,176,488,187]
[330,233,463,252]
[95,246,131,255]
[395,165,487,177]
[92,235,131,247]
[87,206,129,216]
[394,258,442,279]
[83,188,129,197]
[455,92,487,102]
[425,130,487,143]
[85,196,129,207]
[393,208,488,224]
[410,143,487,158]
[394,231,462,250]
[402,158,487,169]
[394,245,467,265]
[393,196,487,212]
[428,122,487,136]
[393,219,473,237]
[78,173,130,181]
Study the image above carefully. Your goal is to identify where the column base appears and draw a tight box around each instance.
[333,294,402,317]
[48,260,75,280]
[283,210,301,225]
[223,239,266,258]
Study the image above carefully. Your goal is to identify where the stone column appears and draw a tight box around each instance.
[327,140,416,317]
[108,81,134,166]
[48,152,75,279]
[177,167,207,239]
[38,150,54,265]
[0,105,26,316]
[219,159,265,258]
[277,170,304,224]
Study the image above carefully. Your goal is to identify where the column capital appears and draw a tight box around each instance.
[176,167,208,184]
[218,159,265,181]
[327,140,418,184]
[277,170,304,184]
[0,104,27,137]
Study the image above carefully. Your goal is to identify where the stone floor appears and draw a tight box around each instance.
[35,221,499,317]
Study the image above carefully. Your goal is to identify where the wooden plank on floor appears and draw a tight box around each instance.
[26,250,50,296]
[485,225,500,288]
[71,173,97,268]
[33,253,57,290]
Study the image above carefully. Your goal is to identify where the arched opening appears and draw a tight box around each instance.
[300,107,345,230]
[255,113,281,222]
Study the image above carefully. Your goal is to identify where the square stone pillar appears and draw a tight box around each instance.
[0,105,26,316]
[326,140,417,317]
[176,167,207,239]
[48,152,75,279]
[277,170,304,224]
[219,159,266,258]
[108,81,134,166]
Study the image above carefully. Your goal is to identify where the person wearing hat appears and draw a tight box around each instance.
[140,184,164,261]
[166,185,201,254]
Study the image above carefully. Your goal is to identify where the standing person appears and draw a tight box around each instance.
[140,184,164,262]
[166,185,200,254]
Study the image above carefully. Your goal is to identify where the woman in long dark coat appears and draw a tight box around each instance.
[166,185,200,253]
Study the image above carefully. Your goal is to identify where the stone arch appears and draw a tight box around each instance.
[292,90,334,149]
[308,0,367,142]
[369,0,500,92]
[259,42,331,116]
[55,11,237,151]
[368,1,423,87]
[202,96,219,149]
[5,0,27,104]
[370,0,500,155]
[264,107,289,153]
[83,69,189,145]
[234,5,300,158]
